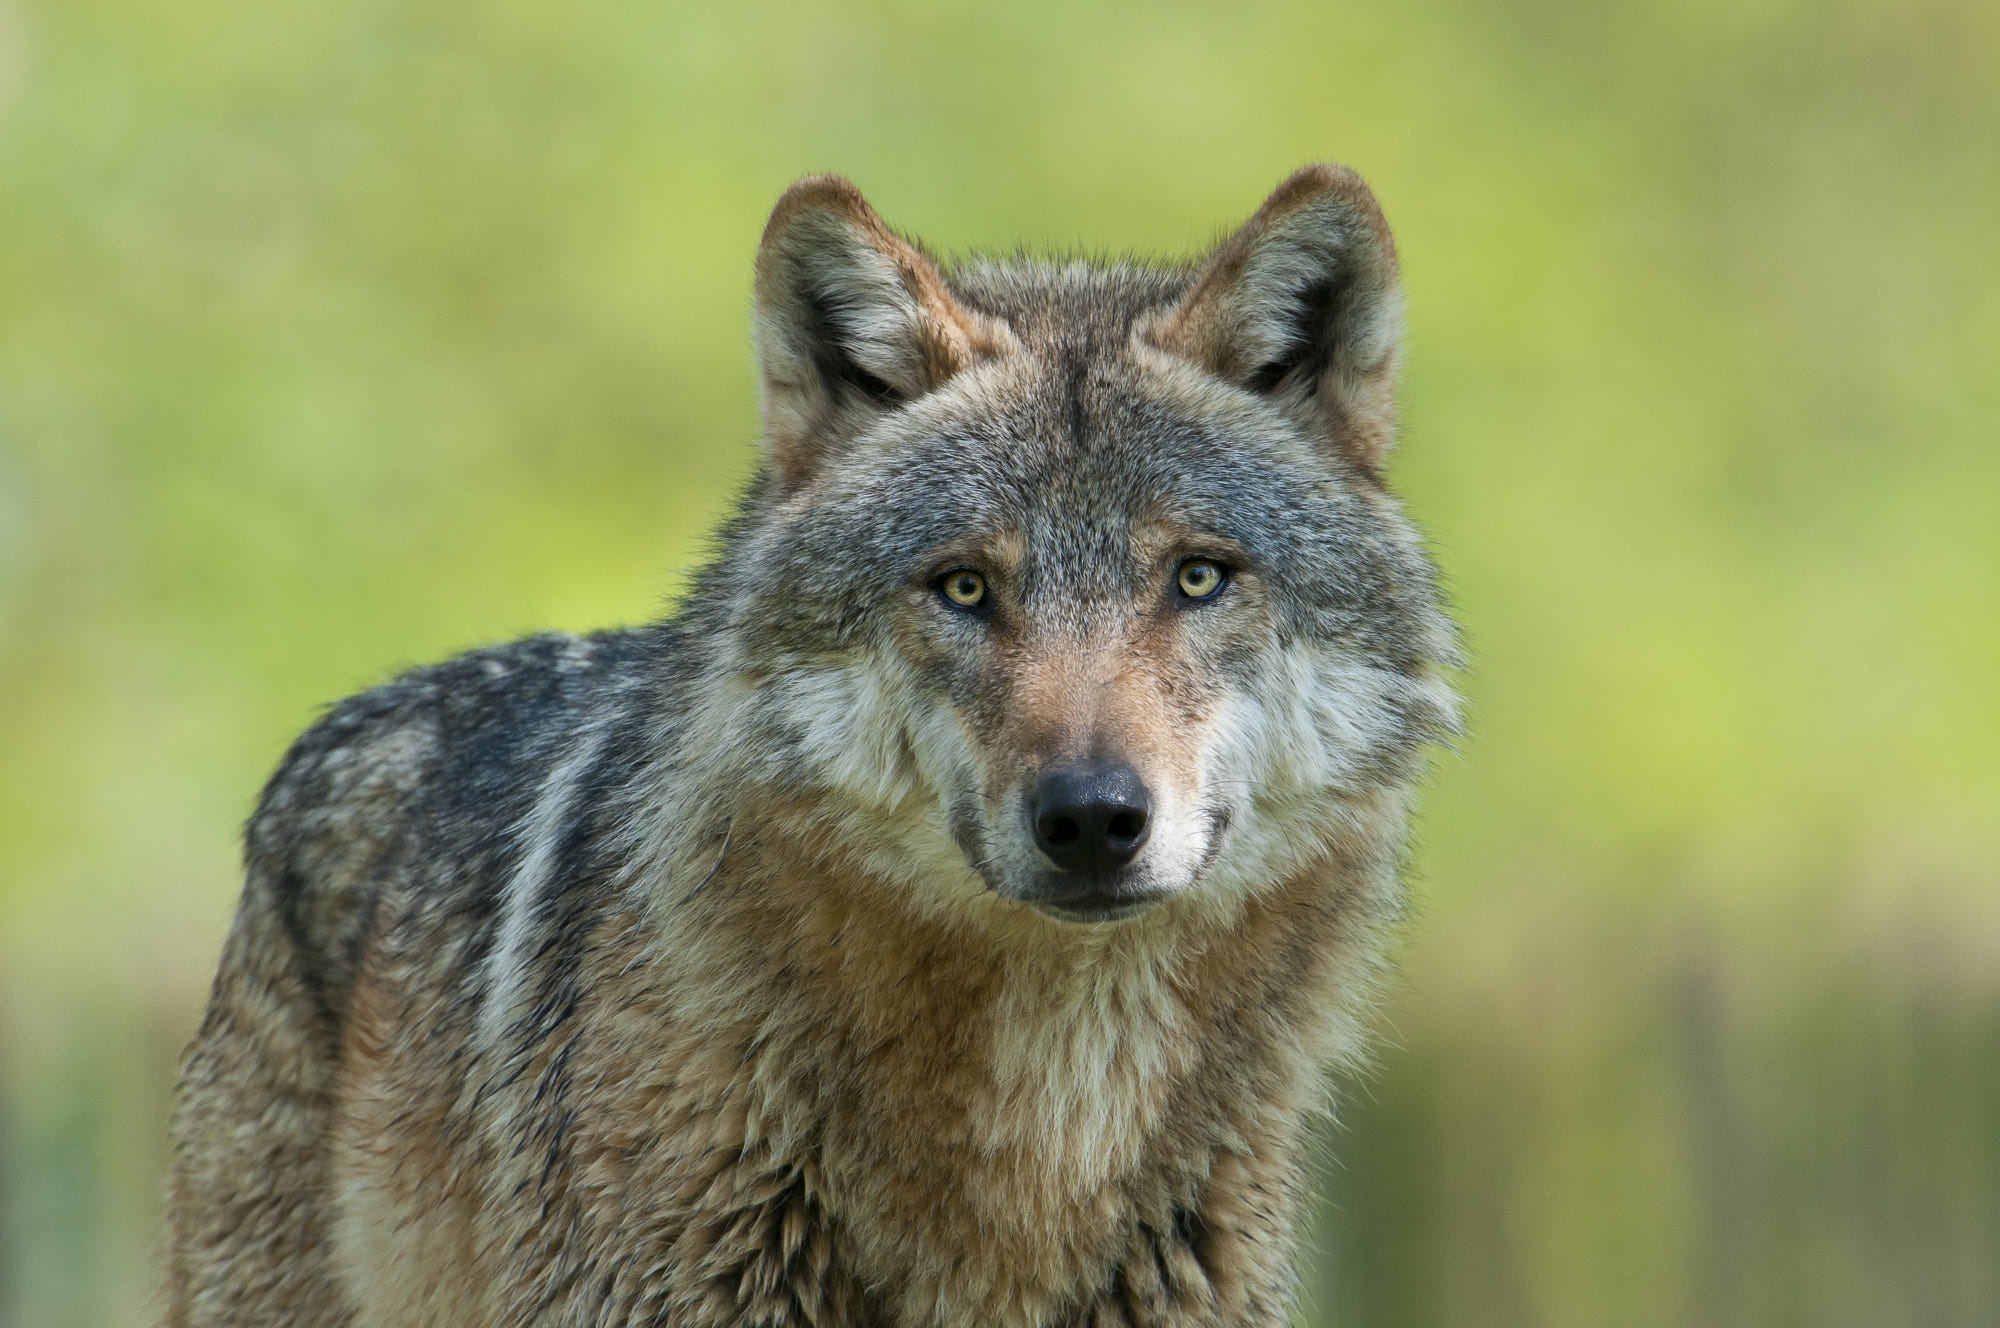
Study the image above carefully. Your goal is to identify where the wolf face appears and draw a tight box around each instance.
[713,169,1456,926]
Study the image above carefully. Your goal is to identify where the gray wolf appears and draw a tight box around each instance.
[161,164,1459,1327]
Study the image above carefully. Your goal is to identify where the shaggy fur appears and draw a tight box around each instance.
[161,165,1459,1327]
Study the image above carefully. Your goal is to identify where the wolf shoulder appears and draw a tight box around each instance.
[240,627,670,975]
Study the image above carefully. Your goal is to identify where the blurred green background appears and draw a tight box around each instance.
[2,0,1996,1323]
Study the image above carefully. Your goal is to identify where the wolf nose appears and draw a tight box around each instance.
[1031,762,1152,874]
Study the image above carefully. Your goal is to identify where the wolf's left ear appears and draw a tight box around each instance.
[1147,164,1404,474]
[754,176,1008,494]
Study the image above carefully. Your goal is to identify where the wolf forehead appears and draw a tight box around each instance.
[745,267,1424,636]
[797,256,1347,490]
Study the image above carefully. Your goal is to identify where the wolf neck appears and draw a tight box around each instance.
[619,715,1381,1322]
[640,667,1376,1174]
[646,788,1366,1182]
[638,819,1364,1325]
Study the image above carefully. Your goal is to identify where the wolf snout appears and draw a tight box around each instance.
[1030,760,1152,875]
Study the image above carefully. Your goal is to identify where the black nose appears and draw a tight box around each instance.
[1031,761,1152,875]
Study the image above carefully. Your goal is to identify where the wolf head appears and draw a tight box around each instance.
[695,167,1457,927]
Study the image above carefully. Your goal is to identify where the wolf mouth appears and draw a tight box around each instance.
[1029,895,1163,923]
[950,795,1241,921]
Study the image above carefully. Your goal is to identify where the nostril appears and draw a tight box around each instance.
[1105,810,1145,844]
[1046,815,1081,846]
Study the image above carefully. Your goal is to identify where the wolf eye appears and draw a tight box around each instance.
[939,569,987,608]
[1176,558,1228,601]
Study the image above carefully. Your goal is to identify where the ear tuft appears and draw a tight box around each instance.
[1148,164,1404,473]
[754,176,1005,493]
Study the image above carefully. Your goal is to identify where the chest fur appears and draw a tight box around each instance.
[701,897,1332,1326]
[347,865,1354,1326]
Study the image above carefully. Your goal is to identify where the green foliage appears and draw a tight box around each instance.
[0,0,1994,1322]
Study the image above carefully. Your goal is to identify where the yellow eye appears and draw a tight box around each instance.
[940,569,987,608]
[1177,558,1227,600]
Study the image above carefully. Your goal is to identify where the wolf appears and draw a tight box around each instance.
[160,164,1458,1328]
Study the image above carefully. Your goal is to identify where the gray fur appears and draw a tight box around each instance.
[162,166,1458,1328]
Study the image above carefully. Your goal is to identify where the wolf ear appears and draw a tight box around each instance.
[753,176,1005,493]
[1148,164,1404,473]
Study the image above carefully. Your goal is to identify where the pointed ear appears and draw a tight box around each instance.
[1147,164,1404,473]
[753,176,1006,493]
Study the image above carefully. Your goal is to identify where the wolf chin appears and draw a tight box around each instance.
[161,165,1459,1328]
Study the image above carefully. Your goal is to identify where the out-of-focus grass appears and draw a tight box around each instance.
[0,0,1995,1324]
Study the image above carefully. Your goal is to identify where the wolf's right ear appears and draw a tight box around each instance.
[1146,164,1404,475]
[753,176,1008,494]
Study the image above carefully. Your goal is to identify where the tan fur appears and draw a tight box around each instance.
[313,809,1387,1327]
[161,167,1454,1327]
